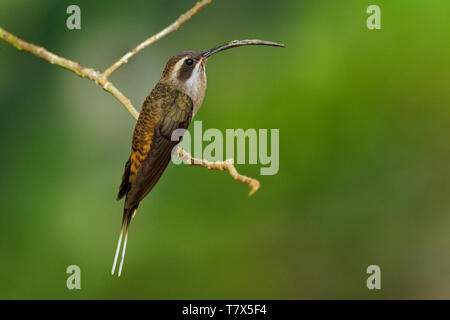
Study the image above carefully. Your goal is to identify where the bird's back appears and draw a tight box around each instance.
[117,82,194,209]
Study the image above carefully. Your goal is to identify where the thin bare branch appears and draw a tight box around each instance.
[177,147,260,196]
[103,0,211,78]
[0,27,139,119]
[0,0,261,195]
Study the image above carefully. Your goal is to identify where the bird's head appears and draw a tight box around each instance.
[160,49,207,100]
[159,40,285,112]
[160,40,284,91]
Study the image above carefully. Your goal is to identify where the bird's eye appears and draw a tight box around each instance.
[185,58,194,66]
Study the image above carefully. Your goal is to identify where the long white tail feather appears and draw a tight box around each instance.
[118,216,130,276]
[112,209,136,277]
[111,220,125,275]
[117,228,128,277]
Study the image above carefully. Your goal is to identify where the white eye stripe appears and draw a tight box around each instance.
[172,58,186,78]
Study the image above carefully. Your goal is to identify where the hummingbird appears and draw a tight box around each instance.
[111,39,285,276]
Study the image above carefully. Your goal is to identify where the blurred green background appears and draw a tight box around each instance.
[0,0,449,299]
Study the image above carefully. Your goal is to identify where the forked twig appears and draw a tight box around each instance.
[104,0,212,78]
[0,0,261,195]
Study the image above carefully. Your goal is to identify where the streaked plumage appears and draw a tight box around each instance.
[112,40,285,276]
[117,83,193,208]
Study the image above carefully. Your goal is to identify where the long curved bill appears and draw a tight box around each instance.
[202,39,285,60]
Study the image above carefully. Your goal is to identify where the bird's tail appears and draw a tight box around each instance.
[111,205,138,277]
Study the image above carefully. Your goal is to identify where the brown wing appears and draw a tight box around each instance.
[117,83,193,209]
